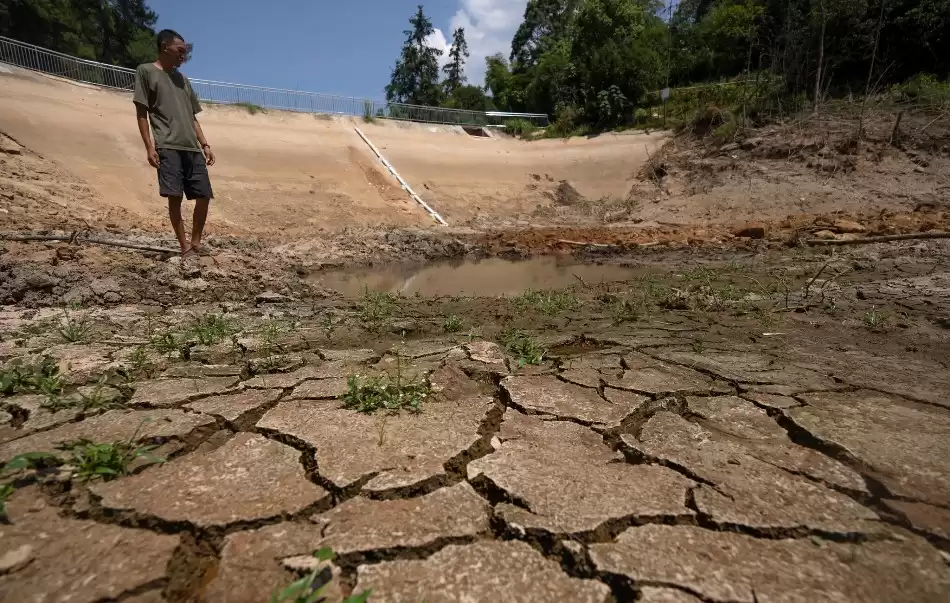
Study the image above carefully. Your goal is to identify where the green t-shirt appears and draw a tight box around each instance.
[133,63,202,151]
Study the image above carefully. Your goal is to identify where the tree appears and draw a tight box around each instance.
[443,26,469,96]
[510,0,579,68]
[385,4,444,106]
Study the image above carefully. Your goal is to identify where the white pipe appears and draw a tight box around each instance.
[353,126,448,226]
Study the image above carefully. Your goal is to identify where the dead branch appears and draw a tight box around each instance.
[889,110,903,146]
[557,239,621,249]
[805,232,950,246]
[1,232,179,254]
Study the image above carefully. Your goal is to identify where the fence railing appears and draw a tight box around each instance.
[0,36,549,127]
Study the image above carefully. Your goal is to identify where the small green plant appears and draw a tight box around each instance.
[234,101,264,115]
[0,483,13,520]
[0,355,65,397]
[611,296,644,324]
[150,327,182,356]
[691,339,707,354]
[123,345,156,381]
[442,314,464,333]
[43,374,124,413]
[190,313,236,346]
[863,308,889,330]
[56,306,92,343]
[59,436,163,482]
[512,290,578,316]
[498,328,546,367]
[269,547,371,603]
[358,288,397,330]
[341,353,430,415]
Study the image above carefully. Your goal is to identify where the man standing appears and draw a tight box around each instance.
[134,29,216,259]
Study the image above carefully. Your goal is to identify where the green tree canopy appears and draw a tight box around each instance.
[385,4,444,106]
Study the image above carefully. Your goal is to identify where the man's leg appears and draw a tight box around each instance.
[190,198,209,251]
[167,196,189,253]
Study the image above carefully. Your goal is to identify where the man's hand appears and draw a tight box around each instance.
[203,145,216,167]
[147,147,159,168]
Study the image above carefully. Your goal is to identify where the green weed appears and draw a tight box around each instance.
[512,290,578,316]
[341,355,430,415]
[56,306,92,343]
[363,100,376,123]
[442,314,464,333]
[0,483,13,520]
[269,547,370,603]
[358,288,397,330]
[611,296,645,324]
[150,328,183,356]
[59,436,163,482]
[863,308,889,331]
[234,102,264,115]
[498,328,546,367]
[123,346,156,381]
[0,355,65,398]
[42,374,124,413]
[190,313,236,346]
[504,118,538,138]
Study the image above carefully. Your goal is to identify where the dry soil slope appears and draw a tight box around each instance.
[0,65,667,237]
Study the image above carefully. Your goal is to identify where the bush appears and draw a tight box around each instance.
[888,74,950,107]
[504,118,538,138]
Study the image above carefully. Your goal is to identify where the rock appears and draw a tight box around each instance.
[258,387,494,494]
[501,375,648,429]
[558,369,605,389]
[0,488,179,602]
[318,349,378,363]
[622,412,878,532]
[813,229,838,240]
[290,378,349,399]
[390,340,458,359]
[733,222,767,239]
[791,390,950,506]
[240,362,338,389]
[0,544,33,575]
[590,525,950,603]
[89,277,121,296]
[465,341,506,365]
[468,411,693,534]
[0,409,215,461]
[255,290,289,304]
[206,523,328,603]
[309,482,489,554]
[639,588,704,603]
[91,433,329,528]
[184,389,282,423]
[129,376,241,407]
[740,391,800,410]
[354,541,611,603]
[832,219,867,234]
[2,394,81,434]
[606,355,729,396]
[102,292,122,303]
[43,343,116,384]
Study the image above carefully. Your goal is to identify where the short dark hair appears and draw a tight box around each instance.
[156,29,184,53]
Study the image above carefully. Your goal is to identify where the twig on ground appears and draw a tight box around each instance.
[1,232,179,254]
[805,232,950,246]
[556,239,620,249]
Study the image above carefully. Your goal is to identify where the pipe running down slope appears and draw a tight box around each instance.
[353,126,448,226]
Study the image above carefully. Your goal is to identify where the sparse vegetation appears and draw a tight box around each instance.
[863,308,889,331]
[610,295,645,324]
[190,312,236,346]
[358,288,397,330]
[269,547,371,603]
[512,289,578,316]
[234,102,264,115]
[42,374,124,413]
[504,118,538,138]
[60,436,163,481]
[0,355,66,398]
[499,328,546,367]
[123,346,157,381]
[363,100,376,123]
[442,314,464,333]
[0,483,13,520]
[341,353,430,415]
[56,305,92,343]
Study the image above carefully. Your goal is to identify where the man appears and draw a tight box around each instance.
[133,29,216,259]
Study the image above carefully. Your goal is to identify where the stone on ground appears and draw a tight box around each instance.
[590,524,950,603]
[468,411,693,535]
[91,433,328,527]
[354,540,612,603]
[184,388,282,422]
[0,488,179,603]
[609,353,729,395]
[290,378,350,399]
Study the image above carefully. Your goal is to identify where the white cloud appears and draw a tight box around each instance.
[425,29,451,68]
[447,0,528,86]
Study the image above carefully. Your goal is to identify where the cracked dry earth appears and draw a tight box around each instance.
[2,306,950,602]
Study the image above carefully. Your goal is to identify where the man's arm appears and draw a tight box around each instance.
[136,104,159,168]
[194,118,215,166]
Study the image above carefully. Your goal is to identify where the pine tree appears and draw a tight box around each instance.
[443,27,469,96]
[385,5,443,106]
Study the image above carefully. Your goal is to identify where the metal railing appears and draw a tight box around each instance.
[0,36,549,127]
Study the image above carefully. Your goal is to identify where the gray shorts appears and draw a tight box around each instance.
[157,148,213,200]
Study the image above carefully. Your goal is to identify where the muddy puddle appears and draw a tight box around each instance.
[309,256,648,297]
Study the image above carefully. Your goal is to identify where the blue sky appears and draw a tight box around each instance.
[150,0,529,99]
